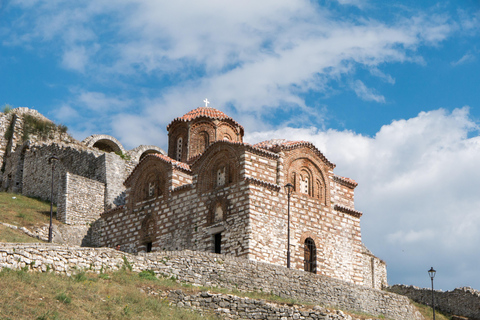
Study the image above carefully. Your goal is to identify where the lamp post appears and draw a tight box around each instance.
[284,183,294,268]
[48,155,59,243]
[428,267,436,320]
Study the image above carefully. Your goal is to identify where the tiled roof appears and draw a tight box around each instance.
[334,204,363,218]
[167,107,244,132]
[333,175,358,187]
[189,139,279,168]
[153,154,192,172]
[124,153,192,185]
[254,139,335,168]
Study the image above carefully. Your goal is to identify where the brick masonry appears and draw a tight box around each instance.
[99,106,386,290]
[0,106,386,293]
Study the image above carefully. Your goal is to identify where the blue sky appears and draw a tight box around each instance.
[1,0,480,291]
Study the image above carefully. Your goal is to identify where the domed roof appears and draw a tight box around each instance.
[167,107,244,133]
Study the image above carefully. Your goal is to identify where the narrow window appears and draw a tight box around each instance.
[148,181,155,197]
[214,233,222,254]
[176,137,183,161]
[146,242,153,253]
[217,167,226,186]
[214,203,224,222]
[300,175,309,195]
[304,238,316,273]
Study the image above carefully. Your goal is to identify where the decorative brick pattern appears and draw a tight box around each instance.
[98,105,385,288]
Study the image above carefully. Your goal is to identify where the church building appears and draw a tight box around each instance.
[99,105,386,288]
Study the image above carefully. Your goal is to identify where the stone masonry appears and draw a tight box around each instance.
[389,284,480,320]
[0,108,165,239]
[0,106,386,291]
[98,106,387,290]
[0,244,422,320]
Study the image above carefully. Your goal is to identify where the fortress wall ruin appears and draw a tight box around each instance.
[0,243,422,320]
[57,172,105,225]
[389,284,480,320]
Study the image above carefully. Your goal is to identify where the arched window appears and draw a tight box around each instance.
[148,181,155,198]
[214,203,224,222]
[198,131,209,154]
[304,238,316,273]
[176,137,183,161]
[217,166,226,187]
[316,179,323,201]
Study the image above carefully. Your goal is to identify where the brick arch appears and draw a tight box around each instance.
[82,134,126,154]
[299,231,320,245]
[217,123,241,142]
[167,124,188,161]
[299,231,320,274]
[195,143,241,192]
[139,212,157,252]
[189,121,215,159]
[284,150,329,205]
[130,160,167,206]
[206,196,230,225]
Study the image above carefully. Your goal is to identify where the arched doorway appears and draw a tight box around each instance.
[304,238,316,273]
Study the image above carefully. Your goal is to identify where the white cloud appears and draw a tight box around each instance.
[54,104,79,122]
[5,0,453,122]
[451,51,476,66]
[351,80,386,102]
[61,46,88,72]
[246,107,480,289]
[77,91,132,112]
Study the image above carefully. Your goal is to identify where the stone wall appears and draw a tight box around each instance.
[57,172,105,225]
[361,244,387,290]
[166,291,372,320]
[0,244,422,320]
[99,142,379,288]
[389,284,480,320]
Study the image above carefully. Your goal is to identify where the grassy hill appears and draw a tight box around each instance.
[0,192,61,243]
[0,192,450,320]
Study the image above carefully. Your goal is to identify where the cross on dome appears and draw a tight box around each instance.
[203,98,210,107]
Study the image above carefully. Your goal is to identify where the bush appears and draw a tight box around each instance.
[139,270,158,281]
[2,104,12,114]
[22,114,68,141]
[55,292,71,304]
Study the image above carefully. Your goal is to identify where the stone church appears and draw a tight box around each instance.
[99,105,387,288]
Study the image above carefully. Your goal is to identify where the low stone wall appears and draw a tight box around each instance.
[166,290,371,320]
[0,244,423,320]
[389,284,480,320]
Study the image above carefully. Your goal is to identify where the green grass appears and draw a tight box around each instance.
[0,224,44,243]
[0,192,57,243]
[0,192,58,228]
[413,301,452,320]
[0,268,218,320]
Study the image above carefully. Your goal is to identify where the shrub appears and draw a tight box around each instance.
[139,270,158,281]
[56,292,71,304]
[21,114,68,141]
[2,104,12,114]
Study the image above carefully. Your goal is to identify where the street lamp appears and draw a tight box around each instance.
[428,267,436,320]
[284,183,294,268]
[48,155,59,243]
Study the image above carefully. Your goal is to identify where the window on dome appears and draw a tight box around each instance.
[176,137,183,161]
